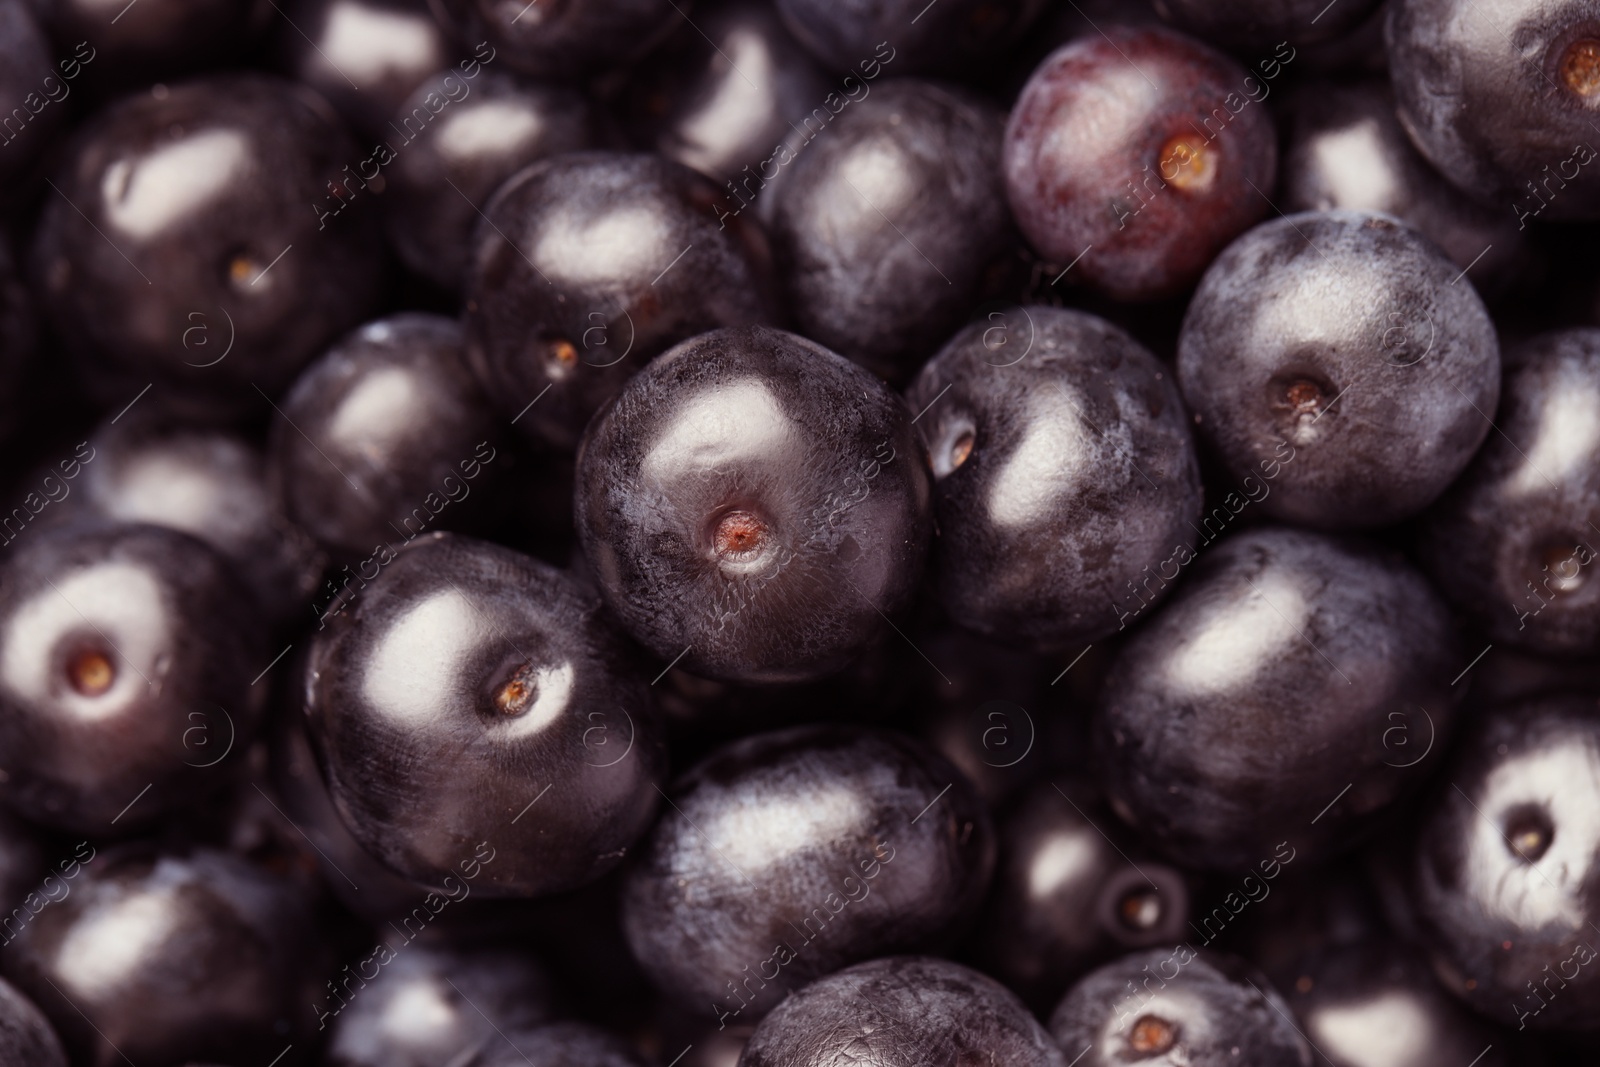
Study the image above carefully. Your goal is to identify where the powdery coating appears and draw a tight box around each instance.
[386,70,597,291]
[475,1022,653,1067]
[1,846,319,1064]
[1093,527,1461,872]
[1154,0,1383,47]
[906,307,1202,648]
[0,976,66,1067]
[1049,949,1311,1067]
[768,80,1010,378]
[431,0,681,79]
[271,313,502,554]
[1388,0,1600,217]
[303,533,666,895]
[575,325,932,684]
[740,956,1066,1067]
[1177,210,1500,529]
[0,524,266,834]
[30,75,384,409]
[621,725,993,1021]
[466,152,778,451]
[1418,329,1600,654]
[1281,79,1527,290]
[1003,27,1278,302]
[327,943,556,1066]
[1406,695,1600,1030]
[775,0,1043,75]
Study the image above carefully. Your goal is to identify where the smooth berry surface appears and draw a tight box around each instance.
[1004,26,1278,301]
[1093,526,1461,871]
[303,533,666,895]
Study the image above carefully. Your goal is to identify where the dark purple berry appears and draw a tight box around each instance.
[1094,527,1461,871]
[1417,329,1600,656]
[1177,211,1500,529]
[302,533,666,896]
[574,325,931,684]
[621,725,992,1023]
[768,79,1010,379]
[741,956,1067,1067]
[465,152,778,450]
[905,306,1202,648]
[1004,26,1280,301]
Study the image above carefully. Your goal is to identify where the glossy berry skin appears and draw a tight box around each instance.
[0,977,65,1067]
[741,956,1066,1067]
[466,152,778,451]
[1403,694,1600,1031]
[30,75,385,411]
[622,726,993,1022]
[623,0,829,187]
[475,1022,652,1067]
[1004,27,1278,302]
[1093,527,1461,872]
[1050,949,1311,1067]
[575,326,932,684]
[1177,211,1500,529]
[270,314,504,556]
[2,844,321,1066]
[326,942,556,1065]
[768,79,1009,379]
[427,0,680,80]
[386,70,598,291]
[1281,80,1527,293]
[303,533,665,896]
[1388,0,1600,219]
[1417,330,1600,656]
[1281,942,1510,1067]
[275,0,451,141]
[906,307,1203,648]
[270,713,428,920]
[774,0,1042,76]
[52,408,324,625]
[0,0,64,184]
[968,781,1192,1012]
[0,523,265,834]
[1154,0,1382,47]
